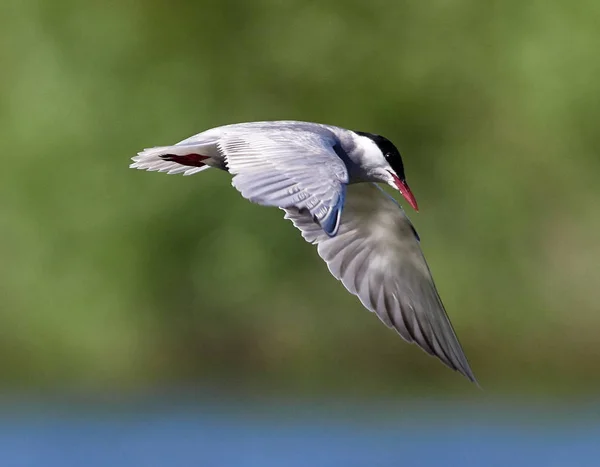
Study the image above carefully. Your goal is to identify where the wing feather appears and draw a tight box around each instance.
[219,129,349,236]
[283,183,477,383]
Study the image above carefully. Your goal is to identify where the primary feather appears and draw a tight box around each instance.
[283,183,476,383]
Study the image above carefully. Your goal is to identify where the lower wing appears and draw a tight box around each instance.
[283,183,477,383]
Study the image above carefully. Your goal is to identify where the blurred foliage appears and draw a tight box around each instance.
[1,0,599,396]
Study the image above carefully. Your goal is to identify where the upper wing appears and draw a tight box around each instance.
[219,128,349,236]
[283,183,477,383]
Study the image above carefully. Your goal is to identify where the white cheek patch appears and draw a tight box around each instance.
[357,136,389,168]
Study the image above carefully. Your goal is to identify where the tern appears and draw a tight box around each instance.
[131,121,476,382]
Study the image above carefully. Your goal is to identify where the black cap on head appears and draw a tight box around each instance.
[355,131,406,181]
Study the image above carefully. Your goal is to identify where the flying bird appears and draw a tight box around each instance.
[130,121,476,382]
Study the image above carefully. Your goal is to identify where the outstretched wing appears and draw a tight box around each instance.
[283,183,476,383]
[219,128,349,236]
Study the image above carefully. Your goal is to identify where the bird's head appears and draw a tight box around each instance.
[355,131,419,211]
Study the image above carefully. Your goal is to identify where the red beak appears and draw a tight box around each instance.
[390,172,419,211]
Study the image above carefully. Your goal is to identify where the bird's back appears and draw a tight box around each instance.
[178,120,348,147]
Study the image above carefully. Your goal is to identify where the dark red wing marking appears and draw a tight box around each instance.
[160,153,210,168]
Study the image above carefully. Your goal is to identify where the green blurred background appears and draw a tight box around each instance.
[1,0,599,398]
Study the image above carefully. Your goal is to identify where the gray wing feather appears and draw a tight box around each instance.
[283,183,477,383]
[219,129,348,234]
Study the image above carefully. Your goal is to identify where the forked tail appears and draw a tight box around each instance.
[130,144,215,176]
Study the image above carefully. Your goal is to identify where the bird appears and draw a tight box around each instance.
[130,120,476,383]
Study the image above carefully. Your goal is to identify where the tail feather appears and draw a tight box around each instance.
[130,145,213,176]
